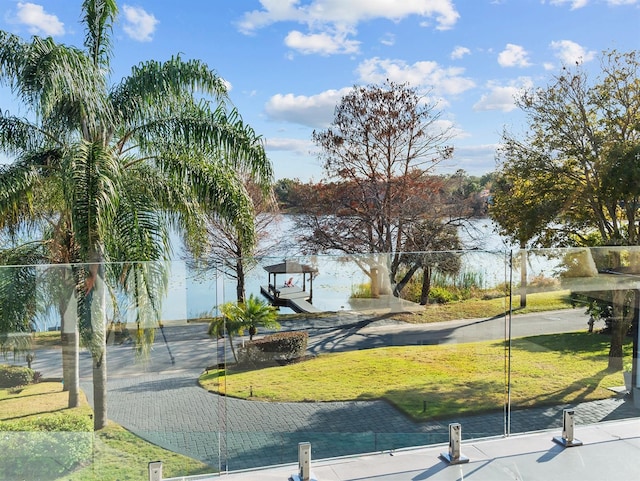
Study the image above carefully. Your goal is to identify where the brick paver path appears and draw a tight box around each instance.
[98,370,640,472]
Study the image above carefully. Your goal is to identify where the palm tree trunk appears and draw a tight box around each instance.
[92,349,108,430]
[236,258,245,303]
[60,314,80,408]
[608,289,632,371]
[80,260,108,430]
[519,249,527,308]
[60,269,80,408]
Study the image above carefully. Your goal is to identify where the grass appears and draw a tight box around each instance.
[200,331,632,421]
[397,290,574,323]
[60,423,213,481]
[0,382,212,480]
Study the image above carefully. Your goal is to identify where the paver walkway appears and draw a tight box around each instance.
[92,369,639,472]
[49,310,638,473]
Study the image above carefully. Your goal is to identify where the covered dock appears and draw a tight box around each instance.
[260,260,320,313]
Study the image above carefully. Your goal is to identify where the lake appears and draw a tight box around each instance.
[29,216,560,329]
[173,216,536,320]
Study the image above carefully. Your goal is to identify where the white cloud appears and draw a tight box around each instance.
[549,40,596,65]
[548,0,589,9]
[548,0,639,6]
[497,44,531,67]
[15,2,64,36]
[238,0,460,35]
[285,29,360,55]
[439,144,499,176]
[264,88,352,128]
[356,57,476,96]
[473,78,533,112]
[265,137,317,156]
[380,33,395,46]
[451,46,471,60]
[122,5,158,42]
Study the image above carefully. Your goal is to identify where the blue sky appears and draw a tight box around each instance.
[1,0,639,181]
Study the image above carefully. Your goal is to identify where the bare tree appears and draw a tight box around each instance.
[186,180,280,303]
[295,81,461,293]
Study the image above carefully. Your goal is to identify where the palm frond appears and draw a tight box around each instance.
[18,36,113,137]
[111,55,229,127]
[0,30,28,85]
[64,140,121,261]
[0,159,41,231]
[127,104,272,191]
[0,243,48,342]
[0,112,61,155]
[82,0,118,70]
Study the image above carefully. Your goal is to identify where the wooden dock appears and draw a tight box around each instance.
[260,285,322,313]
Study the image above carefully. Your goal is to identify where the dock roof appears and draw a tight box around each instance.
[263,259,317,274]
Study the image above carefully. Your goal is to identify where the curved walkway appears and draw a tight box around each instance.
[97,369,639,472]
[65,310,639,472]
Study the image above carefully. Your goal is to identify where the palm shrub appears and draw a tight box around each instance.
[209,295,279,364]
[240,294,280,340]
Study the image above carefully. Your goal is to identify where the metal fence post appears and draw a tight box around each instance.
[553,409,582,447]
[148,461,162,481]
[440,423,469,464]
[290,442,316,481]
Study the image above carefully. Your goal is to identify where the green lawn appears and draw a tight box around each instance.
[200,331,632,421]
[0,383,213,480]
[398,290,574,323]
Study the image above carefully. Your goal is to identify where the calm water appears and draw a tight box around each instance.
[176,216,524,320]
[31,216,558,328]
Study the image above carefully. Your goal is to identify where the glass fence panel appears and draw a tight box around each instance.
[0,261,223,480]
[1,248,638,479]
[212,251,511,471]
[508,247,639,435]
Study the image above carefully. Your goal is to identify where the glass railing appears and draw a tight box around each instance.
[0,248,638,479]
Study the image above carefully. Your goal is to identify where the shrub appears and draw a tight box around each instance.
[351,283,374,299]
[0,412,93,479]
[0,364,35,388]
[238,331,308,365]
[428,286,456,304]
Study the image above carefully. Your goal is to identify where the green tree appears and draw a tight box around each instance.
[491,49,640,369]
[0,0,272,429]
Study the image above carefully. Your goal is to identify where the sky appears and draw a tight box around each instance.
[0,0,639,182]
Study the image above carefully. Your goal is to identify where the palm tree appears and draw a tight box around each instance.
[240,294,280,341]
[0,0,272,429]
[209,295,279,363]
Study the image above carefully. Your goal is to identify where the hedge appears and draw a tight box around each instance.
[238,331,308,365]
[0,364,35,388]
[0,412,93,480]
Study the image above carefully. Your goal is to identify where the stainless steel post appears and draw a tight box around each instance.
[440,423,469,464]
[148,461,162,481]
[553,409,582,447]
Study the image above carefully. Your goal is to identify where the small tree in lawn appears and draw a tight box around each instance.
[209,294,279,363]
[241,294,279,340]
